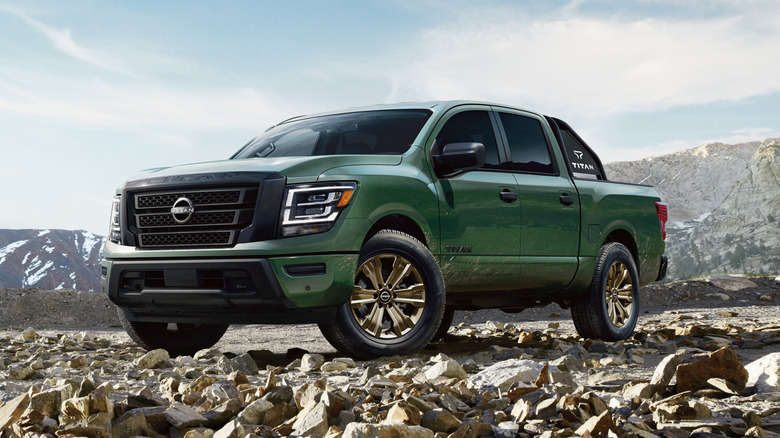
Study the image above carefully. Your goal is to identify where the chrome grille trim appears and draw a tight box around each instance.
[136,210,245,228]
[132,187,257,249]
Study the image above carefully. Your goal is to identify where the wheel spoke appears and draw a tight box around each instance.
[617,265,629,288]
[394,284,426,307]
[350,286,376,308]
[361,258,385,291]
[607,266,617,289]
[617,287,633,302]
[386,256,412,290]
[615,300,629,323]
[387,303,414,337]
[359,303,385,337]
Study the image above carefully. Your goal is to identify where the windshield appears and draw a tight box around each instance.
[233,109,432,159]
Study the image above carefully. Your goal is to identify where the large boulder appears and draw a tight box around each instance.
[745,352,780,393]
[675,347,748,393]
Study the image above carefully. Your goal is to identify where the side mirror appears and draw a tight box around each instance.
[432,142,486,178]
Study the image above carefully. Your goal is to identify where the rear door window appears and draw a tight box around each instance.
[497,112,555,174]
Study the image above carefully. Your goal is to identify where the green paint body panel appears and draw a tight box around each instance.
[103,100,666,321]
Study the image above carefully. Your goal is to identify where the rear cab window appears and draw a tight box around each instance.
[548,117,606,180]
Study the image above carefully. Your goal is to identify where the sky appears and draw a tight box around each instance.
[1,0,780,236]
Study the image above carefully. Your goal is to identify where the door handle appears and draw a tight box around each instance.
[559,194,575,206]
[500,190,518,203]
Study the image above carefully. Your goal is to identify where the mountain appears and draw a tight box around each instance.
[0,229,104,291]
[605,138,780,280]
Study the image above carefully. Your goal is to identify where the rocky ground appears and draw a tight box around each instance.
[1,275,779,437]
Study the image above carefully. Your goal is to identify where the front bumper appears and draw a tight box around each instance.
[103,253,358,324]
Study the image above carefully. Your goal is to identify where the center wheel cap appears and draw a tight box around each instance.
[379,290,392,303]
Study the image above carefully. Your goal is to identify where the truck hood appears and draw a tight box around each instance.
[125,155,402,183]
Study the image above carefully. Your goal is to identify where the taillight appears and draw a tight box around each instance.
[655,202,668,240]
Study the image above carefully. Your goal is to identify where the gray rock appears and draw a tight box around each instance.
[650,350,686,394]
[236,399,274,424]
[623,381,653,399]
[262,385,294,404]
[165,402,207,428]
[745,352,780,393]
[112,410,148,438]
[707,275,757,291]
[8,366,36,380]
[343,422,434,438]
[291,401,329,437]
[0,393,29,431]
[423,358,467,380]
[203,399,243,428]
[20,327,37,341]
[136,349,170,369]
[213,419,244,438]
[321,360,349,372]
[300,353,326,372]
[468,359,546,391]
[420,408,461,433]
[228,353,259,375]
[494,421,520,438]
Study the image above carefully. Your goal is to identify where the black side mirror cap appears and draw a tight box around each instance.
[432,142,486,179]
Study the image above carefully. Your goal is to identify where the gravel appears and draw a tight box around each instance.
[1,276,779,437]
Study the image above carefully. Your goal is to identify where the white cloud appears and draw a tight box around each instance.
[0,64,283,133]
[1,6,129,74]
[385,9,780,117]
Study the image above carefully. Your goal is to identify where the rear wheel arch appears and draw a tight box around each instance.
[603,228,638,271]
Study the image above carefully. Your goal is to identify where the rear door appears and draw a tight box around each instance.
[493,108,580,289]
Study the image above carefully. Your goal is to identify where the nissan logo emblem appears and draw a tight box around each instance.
[170,197,195,224]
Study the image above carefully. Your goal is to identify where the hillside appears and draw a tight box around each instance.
[606,138,780,280]
[0,229,104,291]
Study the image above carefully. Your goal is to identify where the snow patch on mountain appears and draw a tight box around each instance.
[24,260,54,286]
[0,240,29,265]
[0,229,104,291]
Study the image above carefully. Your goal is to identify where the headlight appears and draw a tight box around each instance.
[108,195,121,243]
[280,183,356,237]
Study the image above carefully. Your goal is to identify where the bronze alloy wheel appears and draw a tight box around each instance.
[605,261,633,327]
[350,254,426,339]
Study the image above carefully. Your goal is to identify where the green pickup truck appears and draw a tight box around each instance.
[102,101,668,358]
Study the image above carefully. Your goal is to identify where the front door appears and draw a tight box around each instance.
[433,108,522,292]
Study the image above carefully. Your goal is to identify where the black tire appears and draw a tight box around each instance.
[431,306,455,342]
[117,308,229,357]
[571,242,640,341]
[318,230,445,359]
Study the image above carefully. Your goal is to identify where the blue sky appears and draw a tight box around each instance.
[1,0,779,235]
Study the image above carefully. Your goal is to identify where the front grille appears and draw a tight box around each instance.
[132,187,258,249]
[137,211,238,228]
[139,231,234,247]
[136,191,242,208]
